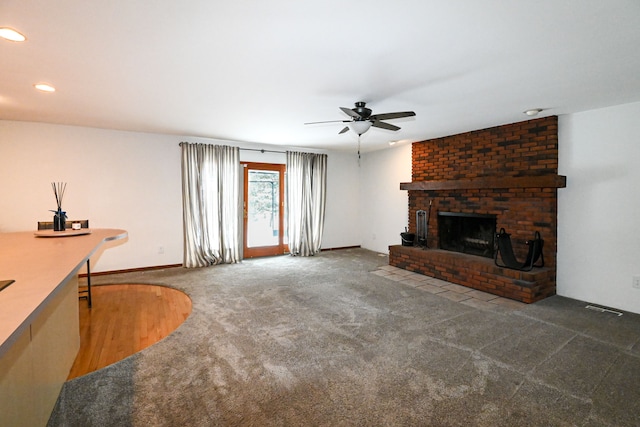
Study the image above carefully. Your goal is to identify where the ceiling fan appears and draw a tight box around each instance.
[305,101,416,135]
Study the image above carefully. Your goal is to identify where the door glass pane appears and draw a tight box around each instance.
[247,170,280,248]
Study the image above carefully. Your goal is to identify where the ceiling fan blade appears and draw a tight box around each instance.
[338,126,350,134]
[371,120,401,131]
[370,111,416,121]
[304,120,350,125]
[340,107,362,119]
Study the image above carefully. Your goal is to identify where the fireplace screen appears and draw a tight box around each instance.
[438,212,497,258]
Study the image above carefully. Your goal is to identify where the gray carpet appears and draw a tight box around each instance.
[49,249,640,426]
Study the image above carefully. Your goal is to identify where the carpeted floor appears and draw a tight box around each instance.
[49,249,640,426]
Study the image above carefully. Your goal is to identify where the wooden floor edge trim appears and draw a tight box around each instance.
[321,245,361,251]
[81,263,183,278]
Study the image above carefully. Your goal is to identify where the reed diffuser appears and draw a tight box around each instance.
[50,182,67,231]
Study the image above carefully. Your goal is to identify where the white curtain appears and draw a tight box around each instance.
[181,142,242,267]
[286,151,328,256]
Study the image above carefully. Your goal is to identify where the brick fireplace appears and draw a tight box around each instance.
[389,116,566,303]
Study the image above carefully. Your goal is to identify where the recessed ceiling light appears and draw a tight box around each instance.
[524,108,544,116]
[34,83,56,93]
[389,139,412,146]
[0,27,26,42]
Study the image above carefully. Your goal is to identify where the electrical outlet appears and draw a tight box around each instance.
[158,246,164,255]
[633,276,640,289]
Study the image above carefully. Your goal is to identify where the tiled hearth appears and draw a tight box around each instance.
[372,264,526,310]
[389,116,565,304]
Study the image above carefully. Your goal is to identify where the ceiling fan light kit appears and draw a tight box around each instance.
[348,121,373,136]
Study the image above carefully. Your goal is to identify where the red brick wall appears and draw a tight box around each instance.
[412,117,558,181]
[389,246,555,303]
[395,116,559,302]
[410,187,557,268]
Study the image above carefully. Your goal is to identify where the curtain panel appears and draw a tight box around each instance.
[286,151,328,256]
[181,142,242,267]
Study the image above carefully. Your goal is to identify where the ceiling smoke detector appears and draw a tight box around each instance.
[524,108,544,116]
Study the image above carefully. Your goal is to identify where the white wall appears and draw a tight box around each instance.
[0,120,360,272]
[359,143,412,254]
[323,150,362,249]
[0,121,182,272]
[558,101,640,314]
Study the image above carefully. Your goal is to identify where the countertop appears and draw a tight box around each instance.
[0,229,127,357]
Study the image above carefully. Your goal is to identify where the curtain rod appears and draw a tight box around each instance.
[178,142,286,154]
[240,148,287,154]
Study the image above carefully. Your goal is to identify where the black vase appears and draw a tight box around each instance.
[400,232,415,246]
[53,210,66,231]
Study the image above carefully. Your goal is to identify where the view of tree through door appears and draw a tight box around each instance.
[243,162,286,258]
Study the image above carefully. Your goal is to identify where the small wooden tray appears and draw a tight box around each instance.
[34,229,92,237]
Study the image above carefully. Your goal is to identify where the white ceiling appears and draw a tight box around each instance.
[1,1,640,152]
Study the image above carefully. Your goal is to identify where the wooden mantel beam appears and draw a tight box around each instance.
[400,174,566,191]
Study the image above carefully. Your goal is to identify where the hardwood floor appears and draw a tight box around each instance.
[67,284,192,380]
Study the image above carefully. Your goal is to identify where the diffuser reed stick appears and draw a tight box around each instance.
[51,182,66,210]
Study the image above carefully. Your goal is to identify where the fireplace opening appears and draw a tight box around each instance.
[438,212,497,258]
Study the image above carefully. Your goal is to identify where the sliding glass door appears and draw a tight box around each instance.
[243,162,286,258]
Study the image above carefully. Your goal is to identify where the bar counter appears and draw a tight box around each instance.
[0,228,127,426]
